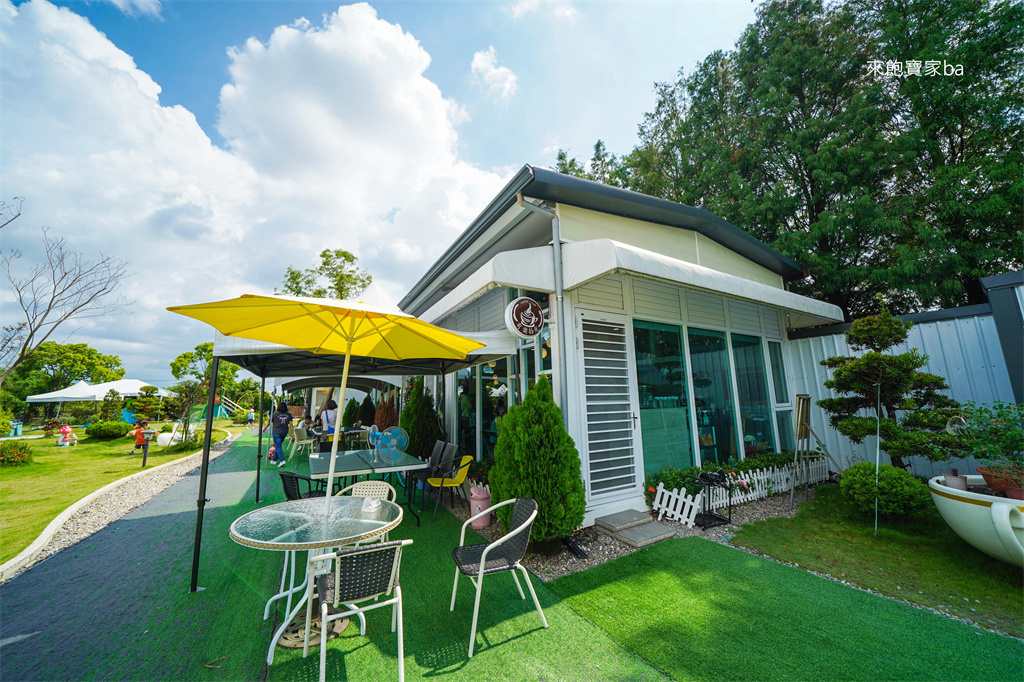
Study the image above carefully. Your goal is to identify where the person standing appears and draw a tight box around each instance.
[320,400,339,434]
[269,403,294,468]
[246,408,255,427]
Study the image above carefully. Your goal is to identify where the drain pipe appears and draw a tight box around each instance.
[517,192,569,428]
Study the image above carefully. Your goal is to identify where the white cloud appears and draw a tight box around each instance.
[1,0,507,384]
[508,0,578,20]
[470,46,518,105]
[101,0,161,17]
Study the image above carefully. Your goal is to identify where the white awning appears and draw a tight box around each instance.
[26,379,175,402]
[422,239,844,329]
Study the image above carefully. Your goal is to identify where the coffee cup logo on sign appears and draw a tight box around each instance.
[505,297,545,339]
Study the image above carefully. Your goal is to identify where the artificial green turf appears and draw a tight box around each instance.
[731,484,1024,638]
[546,538,1024,681]
[267,471,667,682]
[0,422,236,563]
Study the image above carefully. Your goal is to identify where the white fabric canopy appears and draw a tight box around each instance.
[27,379,175,402]
[422,238,844,329]
[25,380,96,403]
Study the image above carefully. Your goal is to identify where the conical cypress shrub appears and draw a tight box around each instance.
[488,375,586,542]
[341,398,359,428]
[399,377,444,459]
[358,395,376,427]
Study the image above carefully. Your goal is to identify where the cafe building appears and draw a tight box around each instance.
[399,165,844,523]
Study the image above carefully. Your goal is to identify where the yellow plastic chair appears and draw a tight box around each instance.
[426,455,473,522]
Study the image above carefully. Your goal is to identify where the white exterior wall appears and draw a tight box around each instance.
[790,313,1015,479]
[565,273,793,525]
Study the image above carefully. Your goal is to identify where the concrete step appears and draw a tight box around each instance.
[594,509,651,533]
[610,521,676,549]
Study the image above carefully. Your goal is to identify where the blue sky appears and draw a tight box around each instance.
[1,0,759,387]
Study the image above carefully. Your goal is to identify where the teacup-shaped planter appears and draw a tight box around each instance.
[928,475,1024,567]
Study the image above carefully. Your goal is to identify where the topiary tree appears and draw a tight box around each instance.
[341,398,359,428]
[488,375,586,545]
[818,303,960,470]
[99,389,124,423]
[132,386,160,421]
[399,377,444,459]
[358,395,376,427]
[374,398,398,431]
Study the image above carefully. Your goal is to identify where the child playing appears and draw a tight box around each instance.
[129,421,150,458]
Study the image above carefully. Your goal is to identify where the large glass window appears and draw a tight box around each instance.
[731,333,776,456]
[456,368,476,459]
[768,341,789,404]
[633,320,694,476]
[481,357,510,457]
[687,328,738,464]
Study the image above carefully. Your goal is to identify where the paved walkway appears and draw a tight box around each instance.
[0,434,282,681]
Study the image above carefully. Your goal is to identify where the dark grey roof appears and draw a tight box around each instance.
[401,165,805,312]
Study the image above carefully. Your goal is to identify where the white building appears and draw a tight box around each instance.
[400,165,844,524]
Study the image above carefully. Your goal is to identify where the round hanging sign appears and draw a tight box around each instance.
[505,297,545,339]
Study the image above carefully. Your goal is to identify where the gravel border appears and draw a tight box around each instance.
[0,431,240,583]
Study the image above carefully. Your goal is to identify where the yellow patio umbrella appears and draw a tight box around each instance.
[168,293,485,515]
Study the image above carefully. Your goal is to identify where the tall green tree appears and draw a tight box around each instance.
[276,249,372,300]
[848,0,1023,308]
[169,342,240,436]
[574,0,1022,318]
[15,341,124,394]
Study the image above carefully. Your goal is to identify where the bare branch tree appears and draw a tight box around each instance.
[1,227,135,387]
[0,197,23,230]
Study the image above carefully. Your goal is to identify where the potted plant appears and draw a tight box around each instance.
[956,401,1024,499]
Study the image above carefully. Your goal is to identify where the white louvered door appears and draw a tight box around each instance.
[577,311,641,500]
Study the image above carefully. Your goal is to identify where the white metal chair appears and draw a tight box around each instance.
[335,479,397,502]
[290,428,317,461]
[449,497,547,657]
[303,539,413,682]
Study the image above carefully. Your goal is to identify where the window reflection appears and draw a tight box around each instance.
[731,333,776,455]
[634,320,694,475]
[687,328,738,464]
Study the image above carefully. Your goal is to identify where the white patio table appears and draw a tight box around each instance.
[229,496,403,664]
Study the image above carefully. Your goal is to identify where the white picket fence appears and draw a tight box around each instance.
[652,459,830,528]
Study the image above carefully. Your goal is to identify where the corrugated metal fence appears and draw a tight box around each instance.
[790,312,1015,479]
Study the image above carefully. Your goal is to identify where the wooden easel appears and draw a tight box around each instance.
[789,394,839,509]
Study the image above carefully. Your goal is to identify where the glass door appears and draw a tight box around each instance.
[633,320,694,476]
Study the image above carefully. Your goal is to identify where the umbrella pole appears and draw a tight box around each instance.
[255,375,266,504]
[325,346,353,516]
[190,356,219,593]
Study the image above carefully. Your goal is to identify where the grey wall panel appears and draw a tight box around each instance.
[762,308,783,338]
[577,275,625,310]
[633,279,683,321]
[685,290,726,328]
[477,288,506,331]
[791,313,1014,478]
[728,300,762,334]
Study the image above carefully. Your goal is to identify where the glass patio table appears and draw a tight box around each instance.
[229,496,403,664]
[309,448,429,525]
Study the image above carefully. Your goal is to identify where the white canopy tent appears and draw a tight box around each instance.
[25,380,97,403]
[26,379,175,403]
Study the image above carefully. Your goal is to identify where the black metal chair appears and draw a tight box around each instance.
[449,498,547,657]
[302,539,413,682]
[417,443,456,511]
[409,440,446,500]
[279,470,326,500]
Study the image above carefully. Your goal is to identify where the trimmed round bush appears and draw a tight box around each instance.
[0,417,11,437]
[839,461,931,517]
[85,421,134,439]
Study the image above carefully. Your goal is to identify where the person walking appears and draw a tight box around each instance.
[269,403,294,468]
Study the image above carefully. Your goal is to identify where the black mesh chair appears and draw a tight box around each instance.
[409,441,448,504]
[302,539,413,682]
[449,498,547,657]
[279,471,326,500]
[418,443,456,511]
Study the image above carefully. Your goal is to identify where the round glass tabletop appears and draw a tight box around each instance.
[230,497,403,551]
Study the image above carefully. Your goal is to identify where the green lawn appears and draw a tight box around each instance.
[548,538,1023,681]
[730,484,1023,638]
[0,422,238,563]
